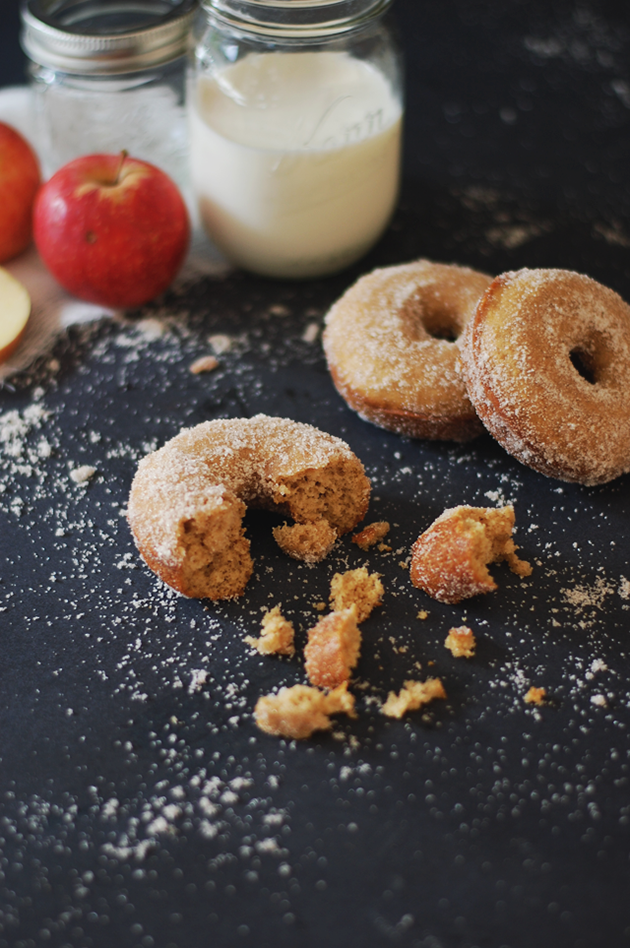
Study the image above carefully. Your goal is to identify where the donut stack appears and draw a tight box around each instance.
[324,262,630,486]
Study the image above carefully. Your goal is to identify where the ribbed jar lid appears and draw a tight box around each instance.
[20,0,197,75]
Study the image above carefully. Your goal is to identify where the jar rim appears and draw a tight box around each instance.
[20,0,197,75]
[201,0,393,39]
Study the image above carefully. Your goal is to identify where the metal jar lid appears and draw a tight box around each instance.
[20,0,197,75]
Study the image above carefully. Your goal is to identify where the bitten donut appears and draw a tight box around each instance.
[323,260,493,441]
[460,268,630,485]
[128,415,371,600]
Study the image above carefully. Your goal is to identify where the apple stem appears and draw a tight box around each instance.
[113,150,129,186]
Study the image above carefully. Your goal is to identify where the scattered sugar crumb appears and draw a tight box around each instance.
[189,355,219,374]
[586,658,609,680]
[484,489,506,505]
[561,576,616,618]
[135,318,166,340]
[70,465,96,485]
[208,334,233,354]
[188,669,208,694]
[302,323,320,343]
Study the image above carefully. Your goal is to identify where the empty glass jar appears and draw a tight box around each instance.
[20,0,197,191]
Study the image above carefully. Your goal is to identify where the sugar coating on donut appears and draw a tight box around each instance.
[381,678,447,718]
[461,268,630,485]
[323,260,493,441]
[304,606,362,690]
[329,567,383,623]
[410,505,531,604]
[254,682,355,740]
[127,415,371,600]
[272,519,337,564]
[244,605,295,657]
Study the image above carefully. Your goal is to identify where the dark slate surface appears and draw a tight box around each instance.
[1,2,630,947]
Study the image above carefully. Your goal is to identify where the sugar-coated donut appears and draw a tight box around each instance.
[460,268,630,485]
[128,415,371,600]
[323,260,493,441]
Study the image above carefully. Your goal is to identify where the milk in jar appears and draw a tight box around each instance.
[188,48,402,278]
[189,52,401,277]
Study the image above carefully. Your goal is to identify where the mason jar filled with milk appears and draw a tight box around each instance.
[188,0,403,278]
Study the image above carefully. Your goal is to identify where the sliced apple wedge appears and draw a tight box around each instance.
[0,266,30,363]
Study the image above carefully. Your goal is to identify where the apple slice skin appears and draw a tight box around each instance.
[0,266,31,364]
[0,123,41,264]
[33,154,190,309]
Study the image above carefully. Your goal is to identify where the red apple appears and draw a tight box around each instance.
[0,122,41,263]
[33,152,190,308]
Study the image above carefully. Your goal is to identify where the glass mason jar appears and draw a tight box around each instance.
[20,0,197,192]
[188,0,403,278]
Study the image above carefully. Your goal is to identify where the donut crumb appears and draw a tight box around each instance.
[273,519,337,563]
[189,355,219,374]
[524,686,547,705]
[352,521,390,550]
[410,504,532,604]
[382,678,447,718]
[445,625,476,658]
[304,607,361,690]
[329,567,383,623]
[244,605,295,657]
[254,682,355,739]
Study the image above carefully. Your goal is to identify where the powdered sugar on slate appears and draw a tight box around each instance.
[0,285,628,941]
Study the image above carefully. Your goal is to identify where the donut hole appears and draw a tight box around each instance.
[569,347,597,385]
[567,328,615,387]
[402,292,463,343]
[423,313,459,342]
[420,301,463,342]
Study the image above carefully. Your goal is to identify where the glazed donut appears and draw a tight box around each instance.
[128,415,371,600]
[323,260,493,441]
[460,268,630,485]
